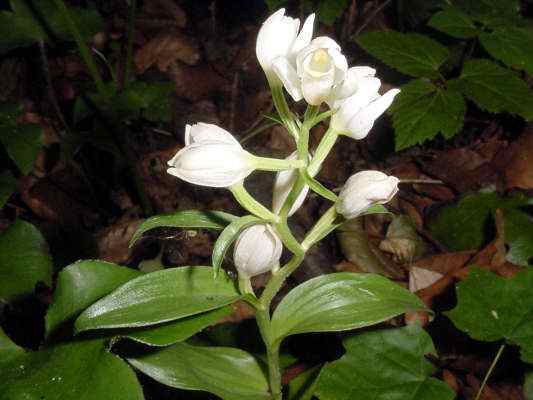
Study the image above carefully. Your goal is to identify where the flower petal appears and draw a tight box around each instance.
[291,13,315,56]
[185,123,240,146]
[272,57,303,101]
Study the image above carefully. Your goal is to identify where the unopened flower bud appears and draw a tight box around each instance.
[336,171,399,219]
[167,124,254,188]
[233,224,283,278]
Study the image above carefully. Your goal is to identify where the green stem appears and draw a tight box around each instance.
[269,83,299,139]
[475,344,505,400]
[301,206,339,250]
[255,308,282,399]
[230,183,279,222]
[53,0,108,98]
[307,127,339,177]
[124,0,137,86]
[260,254,305,309]
[251,155,304,172]
[274,222,304,257]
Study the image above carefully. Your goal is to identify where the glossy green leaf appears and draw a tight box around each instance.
[127,343,270,400]
[121,306,232,347]
[525,372,533,400]
[0,327,24,367]
[0,219,53,301]
[130,210,236,247]
[314,324,455,400]
[270,272,426,343]
[0,170,16,208]
[446,267,533,363]
[428,191,531,251]
[45,260,141,337]
[0,339,144,400]
[480,27,533,75]
[357,31,449,78]
[452,59,533,120]
[0,103,43,175]
[504,209,533,267]
[212,215,262,278]
[428,8,479,38]
[391,79,466,150]
[75,266,240,332]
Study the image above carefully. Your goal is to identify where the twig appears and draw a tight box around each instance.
[475,344,506,400]
[354,0,393,36]
[399,179,445,185]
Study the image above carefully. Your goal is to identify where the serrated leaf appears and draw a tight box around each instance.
[127,343,270,400]
[503,209,533,267]
[391,79,466,150]
[0,339,144,400]
[480,27,533,75]
[212,215,262,278]
[120,307,232,347]
[428,8,478,38]
[452,59,533,120]
[130,210,236,247]
[0,104,43,175]
[0,219,53,301]
[45,260,142,337]
[446,267,533,363]
[453,0,522,27]
[0,171,16,208]
[357,31,449,78]
[428,191,530,251]
[75,266,240,332]
[314,324,455,400]
[270,272,426,343]
[318,0,349,25]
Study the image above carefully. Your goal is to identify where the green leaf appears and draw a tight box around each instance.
[504,209,533,267]
[127,343,270,400]
[0,0,103,54]
[288,365,320,400]
[428,8,479,38]
[451,59,533,120]
[0,104,43,174]
[75,266,240,332]
[318,0,349,26]
[0,339,144,400]
[428,191,531,251]
[0,219,53,301]
[314,324,455,400]
[302,171,338,202]
[446,267,533,363]
[357,31,449,78]
[270,272,426,343]
[453,0,522,27]
[391,79,466,150]
[0,327,24,367]
[130,210,236,247]
[525,372,533,400]
[212,215,262,278]
[45,260,142,337]
[121,307,232,347]
[265,0,287,11]
[0,170,16,208]
[480,27,533,75]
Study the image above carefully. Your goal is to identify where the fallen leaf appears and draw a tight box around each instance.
[409,266,444,292]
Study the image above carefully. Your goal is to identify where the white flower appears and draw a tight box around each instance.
[273,36,358,105]
[167,124,254,188]
[233,224,283,278]
[330,68,400,140]
[272,151,310,216]
[256,9,315,84]
[336,171,399,219]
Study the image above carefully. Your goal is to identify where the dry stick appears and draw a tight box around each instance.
[475,344,506,400]
[354,0,393,36]
[399,179,445,185]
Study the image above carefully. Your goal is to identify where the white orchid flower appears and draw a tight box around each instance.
[336,170,399,219]
[167,124,254,188]
[330,68,400,140]
[233,224,283,278]
[272,151,310,216]
[256,9,315,85]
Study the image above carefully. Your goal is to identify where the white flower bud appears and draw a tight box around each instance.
[272,151,309,216]
[336,171,399,219]
[167,124,254,188]
[233,224,283,278]
[330,70,400,140]
[256,9,315,83]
